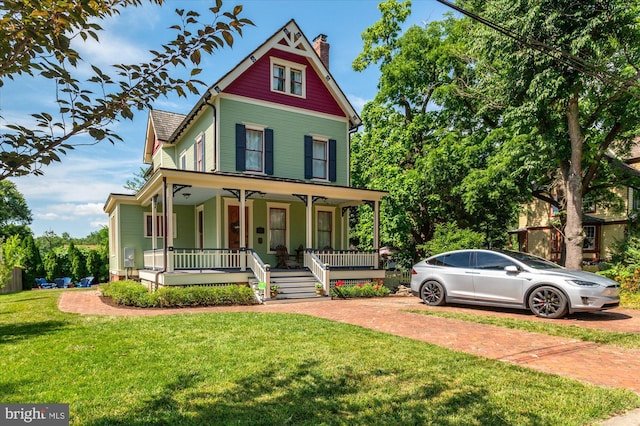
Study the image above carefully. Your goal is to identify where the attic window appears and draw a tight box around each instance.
[270,57,306,98]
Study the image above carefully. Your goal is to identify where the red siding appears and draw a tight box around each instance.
[225,48,346,117]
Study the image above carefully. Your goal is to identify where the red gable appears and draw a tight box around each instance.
[224,47,346,118]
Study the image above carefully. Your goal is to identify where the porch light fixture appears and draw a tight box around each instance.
[183,192,191,200]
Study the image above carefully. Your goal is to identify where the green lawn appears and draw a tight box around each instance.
[1,290,639,425]
[407,309,640,349]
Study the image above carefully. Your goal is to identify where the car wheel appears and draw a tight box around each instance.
[421,280,446,306]
[528,286,567,319]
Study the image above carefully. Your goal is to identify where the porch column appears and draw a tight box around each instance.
[166,184,174,272]
[240,188,247,271]
[306,194,313,249]
[151,194,158,269]
[374,200,380,269]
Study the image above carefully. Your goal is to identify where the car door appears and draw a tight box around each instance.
[471,252,525,305]
[431,251,475,300]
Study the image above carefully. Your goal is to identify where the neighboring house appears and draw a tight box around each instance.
[510,147,640,263]
[104,20,387,299]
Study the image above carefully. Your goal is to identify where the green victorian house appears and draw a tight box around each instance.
[104,20,387,300]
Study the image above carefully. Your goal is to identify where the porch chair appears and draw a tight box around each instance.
[275,245,301,269]
[54,278,64,288]
[77,277,90,288]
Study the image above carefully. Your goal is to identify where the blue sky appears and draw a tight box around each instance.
[2,0,452,238]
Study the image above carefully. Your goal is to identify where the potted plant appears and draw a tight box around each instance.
[270,285,279,298]
[315,283,324,296]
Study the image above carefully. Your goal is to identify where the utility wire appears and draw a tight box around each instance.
[436,0,640,100]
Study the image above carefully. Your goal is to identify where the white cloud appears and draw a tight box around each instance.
[347,94,370,114]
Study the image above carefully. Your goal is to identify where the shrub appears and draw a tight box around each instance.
[419,222,485,256]
[330,281,391,299]
[101,280,258,308]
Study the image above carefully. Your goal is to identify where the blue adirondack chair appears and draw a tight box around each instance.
[54,278,64,288]
[62,277,72,288]
[35,278,53,289]
[77,277,92,288]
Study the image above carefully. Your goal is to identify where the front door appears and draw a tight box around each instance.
[228,205,249,248]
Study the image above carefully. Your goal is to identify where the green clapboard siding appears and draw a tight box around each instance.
[219,98,349,185]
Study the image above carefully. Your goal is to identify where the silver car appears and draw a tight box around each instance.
[410,249,620,318]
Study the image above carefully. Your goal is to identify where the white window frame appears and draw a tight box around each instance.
[583,225,597,251]
[179,150,187,170]
[270,57,306,98]
[315,206,335,249]
[243,123,266,174]
[267,202,290,254]
[144,213,177,238]
[312,138,328,181]
[195,133,205,172]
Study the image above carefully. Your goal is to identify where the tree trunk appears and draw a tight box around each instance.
[563,92,584,270]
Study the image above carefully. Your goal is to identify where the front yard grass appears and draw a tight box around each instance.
[1,290,639,425]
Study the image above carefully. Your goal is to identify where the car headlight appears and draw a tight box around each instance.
[566,279,600,287]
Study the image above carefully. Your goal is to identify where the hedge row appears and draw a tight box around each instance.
[101,280,258,308]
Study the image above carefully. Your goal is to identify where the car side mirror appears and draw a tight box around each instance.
[504,265,520,273]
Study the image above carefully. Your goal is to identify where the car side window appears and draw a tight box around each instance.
[475,252,516,270]
[431,252,470,268]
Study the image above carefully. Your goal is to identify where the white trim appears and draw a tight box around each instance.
[223,197,254,248]
[195,132,205,172]
[270,57,307,98]
[220,93,349,124]
[179,150,187,170]
[311,137,329,182]
[267,202,290,253]
[315,206,335,249]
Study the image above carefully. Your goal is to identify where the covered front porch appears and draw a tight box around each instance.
[131,168,387,299]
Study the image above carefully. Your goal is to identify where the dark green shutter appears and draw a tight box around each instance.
[304,135,313,179]
[328,139,337,182]
[235,123,246,171]
[265,128,274,175]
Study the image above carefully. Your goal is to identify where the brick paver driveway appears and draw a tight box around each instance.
[59,290,640,395]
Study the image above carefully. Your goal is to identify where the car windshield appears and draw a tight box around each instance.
[499,250,561,270]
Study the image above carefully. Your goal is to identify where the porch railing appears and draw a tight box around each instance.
[313,249,378,269]
[305,250,329,293]
[144,249,164,270]
[247,249,271,298]
[144,248,245,270]
[144,248,379,272]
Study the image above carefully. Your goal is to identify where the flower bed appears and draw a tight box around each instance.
[330,281,391,299]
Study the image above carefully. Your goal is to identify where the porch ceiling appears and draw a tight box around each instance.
[139,168,387,207]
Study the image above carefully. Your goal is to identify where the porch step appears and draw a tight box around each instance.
[250,269,324,301]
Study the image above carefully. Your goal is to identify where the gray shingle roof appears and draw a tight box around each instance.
[150,110,186,142]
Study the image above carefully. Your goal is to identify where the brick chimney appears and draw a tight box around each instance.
[313,34,329,69]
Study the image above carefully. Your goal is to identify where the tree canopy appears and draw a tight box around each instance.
[0,180,32,239]
[352,0,640,267]
[0,0,252,180]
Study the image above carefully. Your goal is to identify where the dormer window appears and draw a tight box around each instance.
[271,58,306,98]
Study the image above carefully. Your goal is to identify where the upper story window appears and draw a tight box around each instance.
[235,123,274,175]
[179,151,187,170]
[245,129,264,172]
[195,134,205,172]
[304,135,336,182]
[312,139,328,180]
[270,57,306,98]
